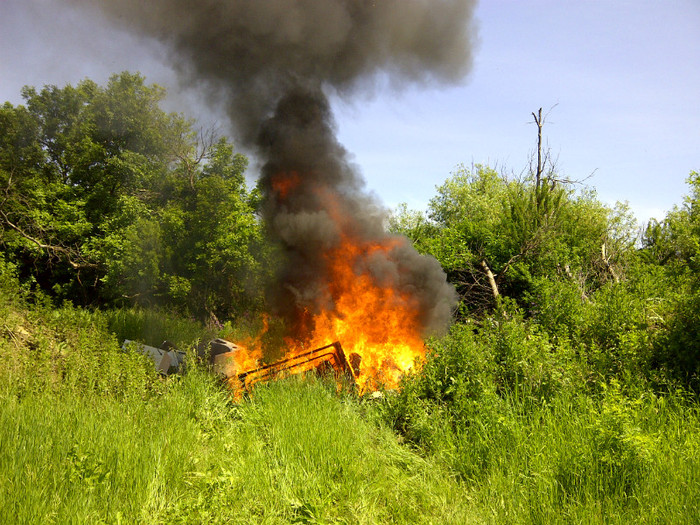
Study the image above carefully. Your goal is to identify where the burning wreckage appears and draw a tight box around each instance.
[127,338,361,393]
[121,89,459,395]
[99,0,479,394]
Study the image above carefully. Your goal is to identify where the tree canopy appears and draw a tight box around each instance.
[389,164,637,317]
[0,72,265,320]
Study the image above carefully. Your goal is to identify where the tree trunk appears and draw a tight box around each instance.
[601,243,620,283]
[481,260,500,301]
[533,107,543,193]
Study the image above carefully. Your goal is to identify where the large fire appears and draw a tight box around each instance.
[223,173,428,393]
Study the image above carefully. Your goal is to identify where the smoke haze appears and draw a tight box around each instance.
[66,0,479,337]
[66,0,477,140]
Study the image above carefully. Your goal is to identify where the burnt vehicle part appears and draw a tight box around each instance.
[233,341,356,389]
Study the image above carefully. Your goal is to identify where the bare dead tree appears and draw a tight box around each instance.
[530,105,595,189]
[171,126,219,191]
[532,107,544,192]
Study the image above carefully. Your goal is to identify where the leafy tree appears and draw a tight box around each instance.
[640,172,700,388]
[641,171,700,272]
[390,164,635,317]
[0,73,265,320]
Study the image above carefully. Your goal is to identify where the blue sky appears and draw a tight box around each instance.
[2,1,698,223]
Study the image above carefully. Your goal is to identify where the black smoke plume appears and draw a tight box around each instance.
[66,0,479,336]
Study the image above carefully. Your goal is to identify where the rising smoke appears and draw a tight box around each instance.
[67,0,479,337]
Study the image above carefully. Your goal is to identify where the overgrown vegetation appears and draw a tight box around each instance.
[0,266,476,524]
[380,320,700,523]
[0,73,268,321]
[1,77,699,522]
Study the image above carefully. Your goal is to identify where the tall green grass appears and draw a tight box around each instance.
[103,307,217,350]
[382,323,700,523]
[0,371,479,523]
[1,261,699,523]
[454,389,700,524]
[167,374,479,524]
[0,275,479,523]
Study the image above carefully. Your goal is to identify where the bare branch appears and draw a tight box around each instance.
[481,259,500,300]
[532,108,544,191]
[172,126,219,190]
[601,242,620,283]
[0,208,97,270]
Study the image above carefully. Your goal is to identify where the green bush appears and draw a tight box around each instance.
[0,303,163,400]
[384,315,576,480]
[527,276,588,342]
[652,286,700,391]
[479,309,577,401]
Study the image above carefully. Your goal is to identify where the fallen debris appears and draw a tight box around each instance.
[123,340,185,375]
[234,342,356,390]
[126,337,358,393]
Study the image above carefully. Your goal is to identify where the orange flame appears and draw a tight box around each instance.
[270,171,302,200]
[226,175,427,393]
[306,234,426,390]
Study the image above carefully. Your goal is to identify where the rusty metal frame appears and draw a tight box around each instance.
[236,341,355,389]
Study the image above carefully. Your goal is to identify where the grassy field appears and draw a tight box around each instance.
[1,283,699,523]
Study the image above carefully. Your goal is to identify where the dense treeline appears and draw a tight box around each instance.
[1,74,699,522]
[0,72,267,321]
[388,164,700,391]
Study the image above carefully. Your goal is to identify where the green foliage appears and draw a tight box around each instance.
[642,171,700,270]
[0,279,478,523]
[652,284,700,390]
[390,165,637,317]
[0,73,267,319]
[382,322,700,523]
[103,307,218,350]
[481,310,578,400]
[0,298,162,402]
[426,165,511,277]
[0,253,23,303]
[382,166,700,520]
[530,278,643,373]
[2,268,700,523]
[637,172,700,389]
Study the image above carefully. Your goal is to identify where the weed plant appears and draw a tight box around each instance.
[103,307,218,350]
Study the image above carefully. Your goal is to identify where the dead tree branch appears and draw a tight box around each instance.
[481,259,500,301]
[532,108,544,192]
[0,208,97,270]
[601,242,620,283]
